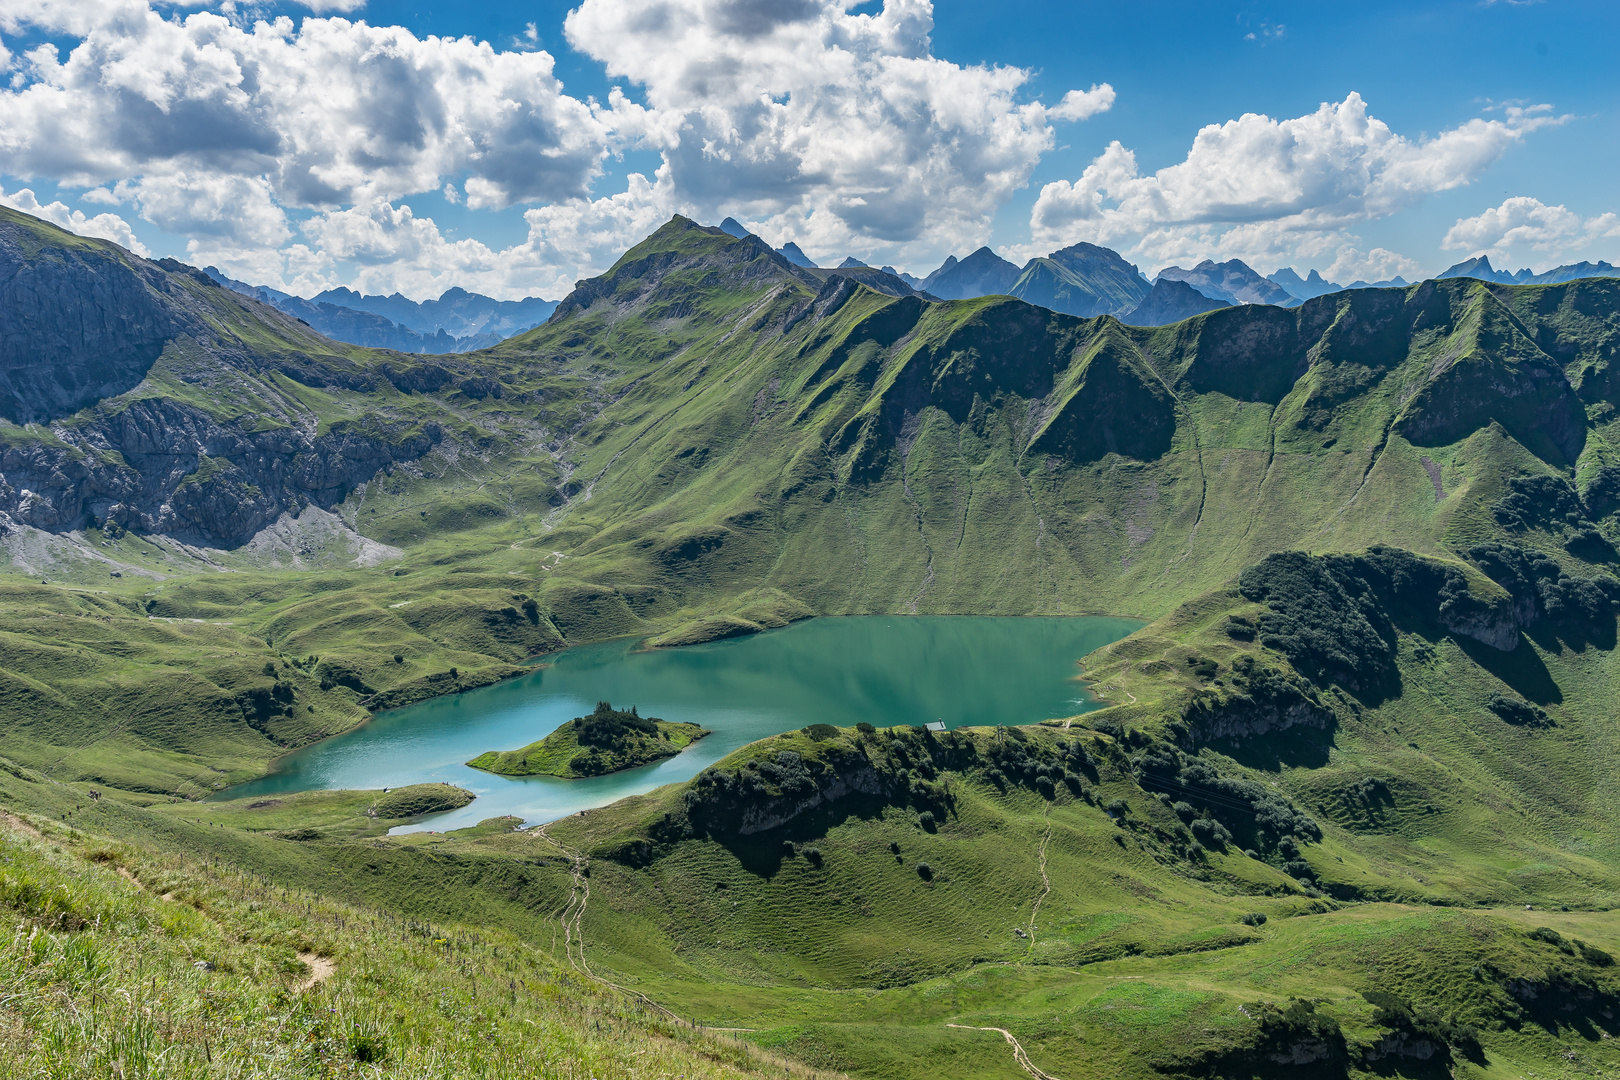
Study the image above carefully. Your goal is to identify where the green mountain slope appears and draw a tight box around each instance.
[469,219,1620,640]
[4,213,1620,800]
[4,210,1620,1078]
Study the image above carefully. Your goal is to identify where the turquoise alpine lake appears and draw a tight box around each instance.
[219,615,1140,832]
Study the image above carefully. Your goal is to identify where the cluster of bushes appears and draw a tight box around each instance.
[1135,740,1321,857]
[1168,998,1346,1076]
[1529,925,1612,965]
[982,728,1094,802]
[683,747,831,828]
[1486,692,1553,728]
[1238,547,1506,694]
[315,657,373,694]
[1468,542,1620,633]
[1172,803,1234,849]
[1492,473,1615,559]
[1360,990,1481,1063]
[574,702,660,749]
[235,680,300,735]
[1493,474,1589,532]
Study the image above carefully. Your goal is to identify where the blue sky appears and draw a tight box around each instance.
[1,0,1613,298]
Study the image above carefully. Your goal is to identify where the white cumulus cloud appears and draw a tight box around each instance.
[1442,196,1620,262]
[1048,84,1115,123]
[0,1,611,226]
[1030,92,1566,274]
[564,0,1106,266]
[0,0,1106,297]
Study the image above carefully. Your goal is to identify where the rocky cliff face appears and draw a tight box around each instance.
[0,385,442,548]
[0,207,446,548]
[0,209,183,424]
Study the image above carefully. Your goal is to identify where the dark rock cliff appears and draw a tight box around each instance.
[0,210,181,424]
[0,207,445,547]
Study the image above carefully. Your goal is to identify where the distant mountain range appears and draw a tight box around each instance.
[727,217,1617,327]
[1434,255,1620,286]
[204,268,556,354]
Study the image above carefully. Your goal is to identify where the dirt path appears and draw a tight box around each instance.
[1026,821,1052,948]
[530,822,755,1034]
[296,952,336,992]
[112,853,337,993]
[945,1024,1065,1080]
[0,810,44,840]
[533,823,594,978]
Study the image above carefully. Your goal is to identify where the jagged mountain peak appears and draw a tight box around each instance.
[1439,254,1500,281]
[1119,276,1232,325]
[1267,266,1342,300]
[776,241,816,268]
[1156,258,1294,306]
[921,246,1021,300]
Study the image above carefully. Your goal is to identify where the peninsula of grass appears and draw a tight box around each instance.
[467,701,709,778]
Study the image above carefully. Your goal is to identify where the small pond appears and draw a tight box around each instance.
[219,615,1140,831]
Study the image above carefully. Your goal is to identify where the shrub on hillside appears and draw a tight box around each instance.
[1190,817,1232,849]
[1224,614,1256,641]
[802,723,840,741]
[1136,740,1320,853]
[1239,547,1508,695]
[1486,693,1553,728]
[915,862,933,881]
[315,656,373,694]
[1361,990,1481,1061]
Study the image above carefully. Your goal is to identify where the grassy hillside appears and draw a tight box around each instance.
[473,544,1620,1077]
[0,802,823,1078]
[4,542,1620,1077]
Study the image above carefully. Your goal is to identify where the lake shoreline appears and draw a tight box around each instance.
[213,614,1144,829]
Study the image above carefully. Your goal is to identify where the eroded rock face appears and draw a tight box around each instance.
[0,216,182,424]
[0,399,440,548]
[736,765,885,835]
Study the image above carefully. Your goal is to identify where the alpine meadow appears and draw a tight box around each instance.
[3,2,1620,1077]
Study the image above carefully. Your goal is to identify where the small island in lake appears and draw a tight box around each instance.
[467,701,709,778]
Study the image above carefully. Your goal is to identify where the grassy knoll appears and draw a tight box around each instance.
[468,701,709,777]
